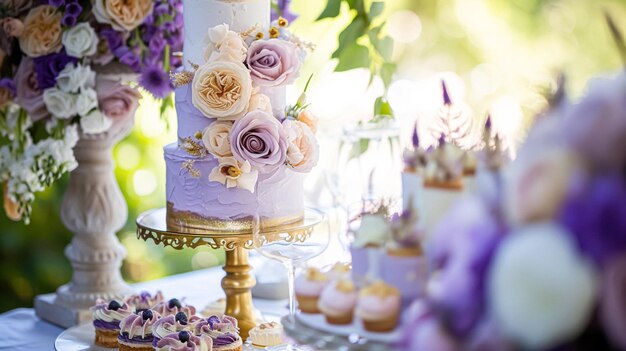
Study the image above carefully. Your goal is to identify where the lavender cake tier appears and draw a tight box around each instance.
[164,143,304,230]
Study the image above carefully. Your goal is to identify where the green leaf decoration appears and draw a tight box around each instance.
[336,43,370,72]
[348,138,370,160]
[346,0,366,13]
[368,1,384,20]
[333,16,368,59]
[374,96,394,118]
[380,62,397,89]
[374,36,394,62]
[317,0,341,20]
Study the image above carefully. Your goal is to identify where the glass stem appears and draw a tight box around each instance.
[285,260,297,318]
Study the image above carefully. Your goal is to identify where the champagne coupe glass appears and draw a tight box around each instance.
[251,209,329,319]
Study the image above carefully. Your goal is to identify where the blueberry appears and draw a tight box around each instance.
[142,309,153,320]
[108,300,122,311]
[135,308,147,314]
[168,298,181,309]
[178,331,190,343]
[175,311,188,325]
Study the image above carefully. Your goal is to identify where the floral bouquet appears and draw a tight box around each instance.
[173,17,318,192]
[0,0,183,223]
[402,53,626,351]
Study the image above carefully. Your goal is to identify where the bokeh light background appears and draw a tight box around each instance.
[1,0,625,312]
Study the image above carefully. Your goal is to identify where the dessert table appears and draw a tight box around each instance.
[0,257,286,351]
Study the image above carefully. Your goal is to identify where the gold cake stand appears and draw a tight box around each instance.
[135,207,323,338]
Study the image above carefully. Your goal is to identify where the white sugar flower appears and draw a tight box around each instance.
[208,156,258,193]
[56,63,96,93]
[62,22,98,58]
[201,121,233,158]
[43,88,77,119]
[353,214,390,248]
[202,23,247,63]
[76,88,98,117]
[488,222,597,350]
[80,109,112,135]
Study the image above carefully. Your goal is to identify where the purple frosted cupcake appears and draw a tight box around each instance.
[153,298,197,317]
[193,315,242,351]
[91,299,133,348]
[153,311,202,346]
[118,309,160,351]
[155,331,213,351]
[124,291,164,312]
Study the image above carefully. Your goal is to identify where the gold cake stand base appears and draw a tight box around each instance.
[135,207,323,338]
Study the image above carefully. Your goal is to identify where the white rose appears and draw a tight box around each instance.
[76,88,98,117]
[56,63,96,93]
[488,222,597,350]
[62,22,98,58]
[247,92,273,114]
[202,23,247,63]
[202,121,233,158]
[43,88,77,119]
[353,214,390,248]
[80,109,112,134]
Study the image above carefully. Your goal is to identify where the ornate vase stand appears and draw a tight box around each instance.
[135,207,322,339]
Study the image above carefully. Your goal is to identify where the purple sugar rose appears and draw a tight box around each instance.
[246,39,301,87]
[15,58,49,122]
[33,51,77,90]
[230,110,288,174]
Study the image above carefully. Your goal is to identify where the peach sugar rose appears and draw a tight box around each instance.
[18,6,62,58]
[93,0,153,32]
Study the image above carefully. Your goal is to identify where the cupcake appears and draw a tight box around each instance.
[194,315,242,351]
[91,299,133,348]
[201,298,226,317]
[153,298,197,317]
[153,311,201,346]
[326,262,351,281]
[317,279,357,325]
[155,331,213,351]
[295,267,329,313]
[118,309,160,351]
[248,321,283,347]
[356,280,401,332]
[124,291,164,313]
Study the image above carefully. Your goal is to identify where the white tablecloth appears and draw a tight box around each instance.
[0,260,287,351]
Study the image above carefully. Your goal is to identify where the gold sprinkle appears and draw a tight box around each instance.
[181,160,201,178]
[170,70,195,88]
[277,17,288,27]
[336,279,355,293]
[360,280,400,298]
[255,32,264,40]
[194,131,203,139]
[269,27,280,38]
[180,137,208,157]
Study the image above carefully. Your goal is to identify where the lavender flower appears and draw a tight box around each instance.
[271,0,298,23]
[0,78,17,96]
[442,80,452,105]
[33,51,77,90]
[49,0,64,6]
[61,14,77,27]
[149,34,166,54]
[114,46,141,72]
[65,2,82,16]
[559,174,626,266]
[100,28,123,51]
[139,65,172,99]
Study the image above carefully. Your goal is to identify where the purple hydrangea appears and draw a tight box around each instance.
[559,174,626,266]
[32,51,77,90]
[138,64,172,99]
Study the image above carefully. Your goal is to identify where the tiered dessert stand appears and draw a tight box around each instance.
[135,207,323,338]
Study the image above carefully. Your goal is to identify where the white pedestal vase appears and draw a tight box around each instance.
[34,69,137,328]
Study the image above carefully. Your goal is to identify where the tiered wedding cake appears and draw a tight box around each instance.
[165,0,317,230]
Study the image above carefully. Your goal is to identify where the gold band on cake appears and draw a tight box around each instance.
[166,202,304,234]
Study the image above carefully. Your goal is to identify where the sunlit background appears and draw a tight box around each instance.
[1,0,625,312]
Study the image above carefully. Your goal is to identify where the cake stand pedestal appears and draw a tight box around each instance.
[135,207,323,339]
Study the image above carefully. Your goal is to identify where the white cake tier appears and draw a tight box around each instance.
[183,0,270,69]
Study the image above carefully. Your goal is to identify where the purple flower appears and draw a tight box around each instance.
[0,78,17,96]
[114,46,141,72]
[174,14,183,28]
[442,80,452,105]
[154,3,169,16]
[49,0,64,6]
[163,21,175,33]
[428,196,504,337]
[138,65,172,99]
[246,39,302,87]
[149,34,166,54]
[143,14,154,25]
[271,0,298,23]
[32,51,77,90]
[559,174,626,266]
[65,2,82,16]
[61,14,77,27]
[230,110,288,174]
[100,28,123,51]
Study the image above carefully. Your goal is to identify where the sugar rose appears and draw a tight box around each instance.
[19,6,63,58]
[247,92,273,114]
[43,87,77,119]
[94,0,153,32]
[2,18,24,37]
[283,119,319,173]
[95,76,141,135]
[192,61,252,120]
[62,22,98,58]
[297,109,318,133]
[15,58,48,122]
[202,121,233,158]
[246,38,302,87]
[230,110,288,174]
[203,24,247,63]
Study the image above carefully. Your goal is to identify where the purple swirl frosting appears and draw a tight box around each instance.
[214,332,238,347]
[230,110,288,174]
[119,310,160,341]
[152,314,202,346]
[90,299,133,330]
[193,315,238,335]
[155,333,213,351]
[124,291,164,311]
[152,301,196,317]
